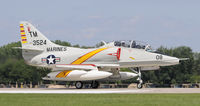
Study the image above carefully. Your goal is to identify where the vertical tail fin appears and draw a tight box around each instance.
[20,21,58,50]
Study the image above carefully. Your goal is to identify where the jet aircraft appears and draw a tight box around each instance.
[18,21,180,89]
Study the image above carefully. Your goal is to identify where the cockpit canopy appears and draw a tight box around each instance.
[113,40,153,51]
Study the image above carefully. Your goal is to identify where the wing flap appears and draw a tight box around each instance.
[55,64,98,70]
[55,64,120,70]
[95,64,120,67]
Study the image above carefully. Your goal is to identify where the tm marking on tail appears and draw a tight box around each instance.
[28,26,38,37]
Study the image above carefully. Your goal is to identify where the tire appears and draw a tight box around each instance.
[137,83,143,89]
[75,81,83,89]
[91,81,99,89]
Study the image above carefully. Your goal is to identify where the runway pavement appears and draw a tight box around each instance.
[0,88,200,94]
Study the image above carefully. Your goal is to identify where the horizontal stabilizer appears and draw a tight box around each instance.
[179,58,189,61]
[12,47,44,51]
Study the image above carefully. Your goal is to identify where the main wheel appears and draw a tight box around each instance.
[91,81,99,89]
[137,83,143,89]
[75,81,83,89]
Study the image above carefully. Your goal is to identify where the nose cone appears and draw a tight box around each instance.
[162,55,180,66]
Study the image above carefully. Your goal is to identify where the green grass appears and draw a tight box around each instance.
[0,94,200,106]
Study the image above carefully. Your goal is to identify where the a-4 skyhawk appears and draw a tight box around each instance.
[18,21,181,89]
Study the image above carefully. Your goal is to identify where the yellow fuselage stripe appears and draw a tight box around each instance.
[56,48,108,78]
[71,48,108,64]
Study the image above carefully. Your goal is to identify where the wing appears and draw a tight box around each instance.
[55,64,98,70]
[54,64,120,71]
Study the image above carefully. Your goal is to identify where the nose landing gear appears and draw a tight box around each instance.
[129,67,143,89]
[137,70,143,89]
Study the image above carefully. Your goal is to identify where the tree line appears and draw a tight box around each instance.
[0,40,199,86]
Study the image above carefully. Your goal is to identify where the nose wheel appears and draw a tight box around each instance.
[129,67,143,89]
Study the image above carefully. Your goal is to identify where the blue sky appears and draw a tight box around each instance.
[0,0,200,51]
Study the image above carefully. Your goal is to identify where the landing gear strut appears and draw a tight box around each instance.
[129,67,143,89]
[91,81,99,89]
[136,69,143,89]
[75,81,83,89]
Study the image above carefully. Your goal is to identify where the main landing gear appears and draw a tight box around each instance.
[91,81,99,89]
[75,81,100,89]
[75,81,83,89]
[129,67,143,89]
